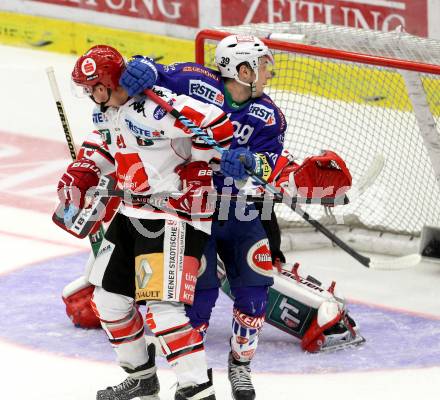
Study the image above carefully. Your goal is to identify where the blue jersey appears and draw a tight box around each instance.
[155,62,287,191]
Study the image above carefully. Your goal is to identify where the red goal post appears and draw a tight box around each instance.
[195,24,440,256]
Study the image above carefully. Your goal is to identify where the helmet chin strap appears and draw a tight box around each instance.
[234,68,259,98]
[90,87,112,112]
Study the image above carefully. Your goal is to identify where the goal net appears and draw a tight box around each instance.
[195,23,440,255]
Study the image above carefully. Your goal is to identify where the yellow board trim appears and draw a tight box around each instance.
[0,11,194,63]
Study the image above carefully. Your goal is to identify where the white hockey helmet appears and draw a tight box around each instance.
[215,34,274,82]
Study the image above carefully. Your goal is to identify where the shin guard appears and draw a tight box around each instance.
[231,308,265,363]
[147,301,209,386]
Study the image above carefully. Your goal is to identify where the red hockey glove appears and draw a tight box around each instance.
[168,161,216,218]
[274,150,352,199]
[62,277,101,329]
[57,158,101,209]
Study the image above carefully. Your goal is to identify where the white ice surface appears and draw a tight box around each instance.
[0,44,439,399]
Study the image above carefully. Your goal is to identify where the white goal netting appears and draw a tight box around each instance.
[196,23,440,253]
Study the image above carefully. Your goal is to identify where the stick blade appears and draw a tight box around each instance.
[355,153,385,195]
[52,175,116,239]
[369,253,421,270]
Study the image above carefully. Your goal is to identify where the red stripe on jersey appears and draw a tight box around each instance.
[80,142,115,164]
[204,112,226,128]
[174,106,206,134]
[209,118,234,148]
[114,152,150,192]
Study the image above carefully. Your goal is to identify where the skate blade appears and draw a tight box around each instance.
[139,395,160,400]
[318,335,366,353]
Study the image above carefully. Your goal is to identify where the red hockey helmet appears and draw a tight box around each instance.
[72,45,125,93]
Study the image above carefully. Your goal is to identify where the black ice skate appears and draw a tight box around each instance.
[97,344,160,400]
[174,368,216,400]
[228,353,256,400]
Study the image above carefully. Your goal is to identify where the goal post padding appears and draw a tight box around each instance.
[195,23,440,255]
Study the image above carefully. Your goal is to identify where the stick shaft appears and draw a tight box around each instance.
[90,188,348,207]
[46,67,78,161]
[46,67,104,256]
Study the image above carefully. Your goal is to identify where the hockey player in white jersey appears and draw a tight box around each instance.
[57,45,234,400]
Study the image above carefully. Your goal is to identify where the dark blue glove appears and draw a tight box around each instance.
[119,56,158,96]
[220,148,256,180]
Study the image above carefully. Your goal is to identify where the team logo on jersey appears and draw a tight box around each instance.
[116,134,126,149]
[183,66,220,81]
[248,104,276,126]
[153,105,167,120]
[98,129,111,145]
[125,118,164,139]
[93,112,107,124]
[278,131,285,145]
[129,100,146,117]
[163,62,181,72]
[246,239,273,277]
[189,80,224,106]
[254,154,272,181]
[136,137,154,147]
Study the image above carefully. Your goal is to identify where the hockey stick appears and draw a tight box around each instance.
[144,88,421,270]
[46,67,106,255]
[89,188,349,207]
[335,154,422,271]
[352,153,385,197]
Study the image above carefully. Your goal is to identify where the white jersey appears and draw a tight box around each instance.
[77,86,232,232]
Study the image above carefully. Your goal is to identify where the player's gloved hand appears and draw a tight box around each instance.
[57,158,100,209]
[168,161,216,217]
[220,148,256,180]
[119,55,158,97]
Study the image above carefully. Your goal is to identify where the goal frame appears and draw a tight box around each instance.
[194,27,440,256]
